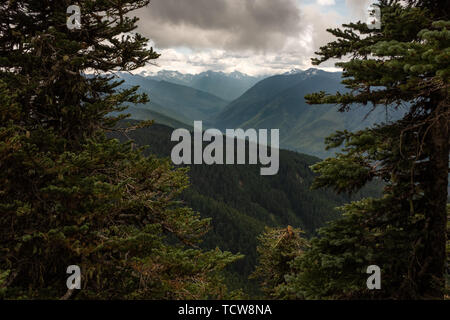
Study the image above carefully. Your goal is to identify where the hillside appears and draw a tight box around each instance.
[113,106,194,130]
[215,69,407,158]
[111,120,380,293]
[143,70,265,101]
[115,69,406,159]
[117,73,229,125]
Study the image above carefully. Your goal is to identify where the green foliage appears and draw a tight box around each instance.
[117,73,229,125]
[215,70,405,159]
[251,227,308,299]
[0,0,240,299]
[296,0,450,299]
[110,121,373,296]
[251,0,448,300]
[285,197,414,299]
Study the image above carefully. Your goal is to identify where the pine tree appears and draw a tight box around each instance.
[297,0,449,299]
[0,0,241,299]
[250,226,308,299]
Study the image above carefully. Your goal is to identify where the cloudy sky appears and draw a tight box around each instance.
[134,0,373,76]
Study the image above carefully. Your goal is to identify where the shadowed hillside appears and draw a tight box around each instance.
[110,120,381,293]
[215,69,407,158]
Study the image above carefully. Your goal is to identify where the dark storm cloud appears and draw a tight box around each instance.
[135,0,302,51]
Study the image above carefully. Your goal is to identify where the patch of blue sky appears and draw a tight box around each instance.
[299,0,349,16]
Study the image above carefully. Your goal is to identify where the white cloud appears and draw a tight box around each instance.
[317,0,335,6]
[133,0,346,75]
[345,0,371,20]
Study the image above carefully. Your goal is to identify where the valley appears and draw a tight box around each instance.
[110,120,381,294]
[117,68,407,159]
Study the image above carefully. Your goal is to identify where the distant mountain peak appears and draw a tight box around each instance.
[283,68,304,75]
[228,71,247,79]
[139,69,266,101]
[197,70,254,79]
[283,68,321,76]
[304,68,319,75]
[142,69,257,79]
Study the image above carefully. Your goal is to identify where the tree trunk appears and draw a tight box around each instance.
[419,98,449,299]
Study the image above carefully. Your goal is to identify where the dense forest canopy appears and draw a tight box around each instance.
[0,0,242,299]
[110,120,381,294]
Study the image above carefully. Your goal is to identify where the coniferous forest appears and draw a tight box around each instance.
[0,0,449,303]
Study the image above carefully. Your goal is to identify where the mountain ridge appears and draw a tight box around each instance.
[110,119,381,293]
[215,69,406,158]
[141,69,267,101]
[117,72,229,126]
[117,68,406,158]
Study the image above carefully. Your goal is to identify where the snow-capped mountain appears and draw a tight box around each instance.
[140,70,266,101]
[136,68,336,101]
[283,68,304,75]
[283,68,322,77]
[138,70,194,85]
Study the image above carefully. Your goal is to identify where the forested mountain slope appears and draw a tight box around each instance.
[110,120,380,292]
[215,69,407,158]
[117,73,229,125]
